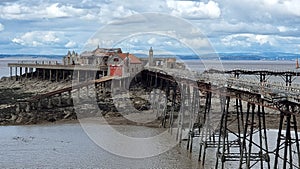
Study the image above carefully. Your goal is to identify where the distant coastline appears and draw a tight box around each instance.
[0,51,299,61]
[0,54,63,60]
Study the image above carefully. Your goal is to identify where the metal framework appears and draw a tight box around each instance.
[142,68,300,169]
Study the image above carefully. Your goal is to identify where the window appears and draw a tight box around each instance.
[103,56,108,66]
[114,58,119,62]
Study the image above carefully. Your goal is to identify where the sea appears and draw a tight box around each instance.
[0,55,299,168]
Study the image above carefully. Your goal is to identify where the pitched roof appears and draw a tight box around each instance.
[117,53,142,64]
[93,48,122,54]
[167,58,176,62]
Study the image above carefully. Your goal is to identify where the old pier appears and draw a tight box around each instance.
[6,47,300,168]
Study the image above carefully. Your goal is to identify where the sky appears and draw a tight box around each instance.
[0,0,300,55]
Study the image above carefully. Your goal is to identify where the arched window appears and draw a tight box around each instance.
[103,56,109,66]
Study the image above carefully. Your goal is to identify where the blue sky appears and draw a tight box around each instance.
[0,0,300,55]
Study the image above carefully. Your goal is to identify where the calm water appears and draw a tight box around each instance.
[0,123,201,169]
[0,123,297,169]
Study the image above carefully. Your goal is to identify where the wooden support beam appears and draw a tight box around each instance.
[19,67,22,81]
[49,69,52,81]
[25,67,28,79]
[58,94,62,106]
[77,70,80,82]
[43,69,46,80]
[10,67,12,80]
[67,91,72,105]
[56,70,59,82]
[15,67,18,81]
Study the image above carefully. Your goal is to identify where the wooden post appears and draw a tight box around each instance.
[58,94,62,106]
[37,100,42,110]
[77,70,80,82]
[15,67,18,81]
[62,70,65,80]
[49,69,52,81]
[19,67,22,81]
[77,88,80,102]
[56,70,59,82]
[25,67,28,79]
[43,69,46,80]
[67,91,72,105]
[85,71,88,81]
[25,102,31,112]
[30,68,33,79]
[36,68,39,79]
[16,102,20,113]
[47,97,53,108]
[70,70,73,81]
[10,67,12,80]
[86,85,89,96]
[94,71,97,79]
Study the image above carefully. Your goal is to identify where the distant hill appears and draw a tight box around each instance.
[1,52,298,61]
[217,52,299,61]
[135,52,299,61]
[0,54,63,59]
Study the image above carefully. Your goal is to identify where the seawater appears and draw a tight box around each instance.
[0,123,297,168]
[0,123,201,169]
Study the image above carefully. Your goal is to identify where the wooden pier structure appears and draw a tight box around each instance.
[7,61,300,169]
[8,61,107,82]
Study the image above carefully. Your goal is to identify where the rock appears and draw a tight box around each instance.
[63,110,72,119]
[15,116,23,124]
[48,118,56,122]
[10,114,17,121]
[104,112,121,118]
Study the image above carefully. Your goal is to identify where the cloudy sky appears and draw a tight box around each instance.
[0,0,300,55]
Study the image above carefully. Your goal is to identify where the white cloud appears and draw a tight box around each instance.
[80,13,97,20]
[262,0,300,16]
[277,26,298,33]
[12,31,65,47]
[84,38,115,50]
[98,5,137,23]
[85,38,100,49]
[207,21,279,35]
[221,34,277,47]
[45,3,73,18]
[221,0,300,22]
[65,41,77,48]
[181,37,211,49]
[166,0,221,19]
[0,23,4,31]
[0,3,84,20]
[147,38,156,45]
[0,3,23,19]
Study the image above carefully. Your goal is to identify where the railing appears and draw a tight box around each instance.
[17,60,60,65]
[147,66,300,103]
